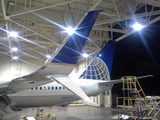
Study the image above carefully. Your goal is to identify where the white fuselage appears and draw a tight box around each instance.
[8,79,112,107]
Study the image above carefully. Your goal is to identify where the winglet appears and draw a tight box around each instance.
[45,10,103,64]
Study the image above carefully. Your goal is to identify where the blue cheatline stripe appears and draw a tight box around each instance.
[52,10,103,64]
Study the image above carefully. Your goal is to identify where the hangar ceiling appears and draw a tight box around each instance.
[0,0,160,63]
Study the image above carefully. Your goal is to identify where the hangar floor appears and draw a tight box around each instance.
[13,105,118,120]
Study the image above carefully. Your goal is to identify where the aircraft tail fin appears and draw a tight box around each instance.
[79,40,116,80]
[45,10,103,65]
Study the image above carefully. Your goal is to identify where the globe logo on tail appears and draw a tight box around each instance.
[79,57,110,81]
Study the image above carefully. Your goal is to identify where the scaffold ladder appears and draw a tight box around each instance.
[15,61,22,77]
[121,76,146,99]
[147,100,160,119]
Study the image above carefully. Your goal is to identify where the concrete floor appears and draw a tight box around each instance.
[7,105,119,120]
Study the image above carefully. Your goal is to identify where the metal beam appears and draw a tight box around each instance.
[115,15,160,42]
[100,11,117,17]
[90,36,110,41]
[9,0,78,17]
[94,10,160,26]
[115,30,136,42]
[1,0,12,58]
[10,19,60,46]
[35,23,59,43]
[134,0,160,7]
[93,26,126,33]
[76,0,102,26]
[0,36,57,45]
[112,0,120,18]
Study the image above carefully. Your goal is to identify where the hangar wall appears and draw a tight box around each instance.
[0,60,43,79]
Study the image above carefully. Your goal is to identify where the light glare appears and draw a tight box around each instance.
[132,22,144,31]
[82,53,89,58]
[46,55,51,58]
[9,31,18,37]
[65,26,75,35]
[13,56,18,60]
[11,47,18,51]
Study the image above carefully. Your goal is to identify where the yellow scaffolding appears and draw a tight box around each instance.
[116,76,160,120]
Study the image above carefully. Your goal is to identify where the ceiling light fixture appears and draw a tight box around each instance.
[65,26,75,35]
[11,47,18,51]
[46,55,51,59]
[9,31,18,37]
[131,22,144,31]
[82,53,89,58]
[12,56,18,60]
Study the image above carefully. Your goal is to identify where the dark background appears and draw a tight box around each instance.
[111,20,160,96]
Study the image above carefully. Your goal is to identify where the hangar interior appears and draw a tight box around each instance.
[0,0,160,114]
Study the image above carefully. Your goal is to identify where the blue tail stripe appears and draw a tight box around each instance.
[97,40,116,74]
[52,10,102,64]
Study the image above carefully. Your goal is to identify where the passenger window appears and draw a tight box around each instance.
[48,87,50,90]
[31,88,33,90]
[44,87,46,90]
[63,87,65,89]
[36,87,38,90]
[40,87,42,90]
[52,87,54,90]
[59,87,61,90]
[55,87,58,90]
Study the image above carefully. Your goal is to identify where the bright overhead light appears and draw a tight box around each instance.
[46,55,51,58]
[65,26,75,35]
[11,47,18,51]
[9,31,18,37]
[82,53,89,58]
[12,56,18,60]
[99,54,101,57]
[131,22,144,31]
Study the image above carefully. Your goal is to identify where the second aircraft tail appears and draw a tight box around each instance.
[79,40,116,81]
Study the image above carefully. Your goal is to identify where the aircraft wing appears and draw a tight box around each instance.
[0,63,75,95]
[0,66,53,94]
[49,75,99,107]
[0,10,102,95]
[99,75,153,86]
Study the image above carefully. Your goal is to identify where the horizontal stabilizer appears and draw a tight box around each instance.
[48,75,99,107]
[99,75,153,86]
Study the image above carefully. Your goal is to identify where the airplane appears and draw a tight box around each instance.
[0,10,102,117]
[0,10,152,118]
